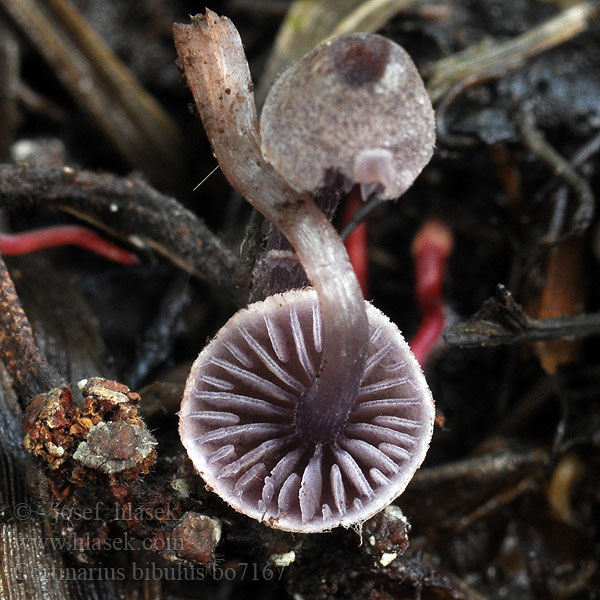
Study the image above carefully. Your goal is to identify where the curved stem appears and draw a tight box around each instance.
[285,200,368,442]
[174,12,368,443]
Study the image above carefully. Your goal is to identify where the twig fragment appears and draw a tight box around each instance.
[445,285,600,347]
[527,131,600,246]
[0,163,238,297]
[409,446,548,489]
[0,254,62,405]
[518,106,595,233]
[427,2,598,103]
[0,0,186,188]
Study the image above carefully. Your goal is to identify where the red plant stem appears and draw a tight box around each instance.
[342,187,369,297]
[410,308,446,366]
[0,225,139,265]
[410,219,453,366]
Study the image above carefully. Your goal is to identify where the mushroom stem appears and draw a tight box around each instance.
[249,185,343,302]
[173,12,368,443]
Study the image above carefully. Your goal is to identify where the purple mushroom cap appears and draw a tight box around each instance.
[179,289,434,533]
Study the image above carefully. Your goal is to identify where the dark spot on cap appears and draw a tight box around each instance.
[331,36,390,87]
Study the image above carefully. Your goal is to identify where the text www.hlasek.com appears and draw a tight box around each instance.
[15,532,178,553]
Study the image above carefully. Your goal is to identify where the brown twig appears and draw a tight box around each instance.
[0,163,239,299]
[445,477,539,533]
[518,105,595,233]
[0,254,62,404]
[0,19,19,161]
[445,285,600,347]
[0,0,186,189]
[409,446,548,490]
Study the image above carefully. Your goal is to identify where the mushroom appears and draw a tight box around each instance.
[252,31,435,301]
[260,32,435,201]
[174,11,435,532]
[180,288,434,532]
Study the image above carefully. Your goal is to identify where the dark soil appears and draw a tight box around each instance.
[1,1,599,599]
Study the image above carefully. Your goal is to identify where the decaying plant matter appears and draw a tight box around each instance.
[1,1,600,598]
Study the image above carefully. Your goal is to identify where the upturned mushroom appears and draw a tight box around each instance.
[180,288,434,532]
[260,32,435,201]
[174,11,435,533]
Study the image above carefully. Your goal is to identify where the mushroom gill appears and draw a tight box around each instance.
[180,289,434,533]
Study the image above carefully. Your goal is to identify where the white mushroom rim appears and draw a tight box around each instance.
[179,289,435,533]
